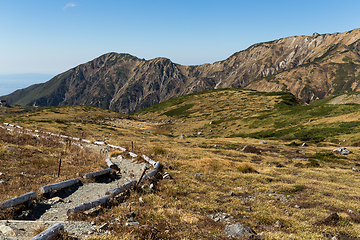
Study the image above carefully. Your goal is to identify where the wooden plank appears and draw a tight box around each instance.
[29,223,64,240]
[38,178,80,194]
[0,191,37,210]
[83,168,113,179]
[67,195,110,217]
[106,180,136,198]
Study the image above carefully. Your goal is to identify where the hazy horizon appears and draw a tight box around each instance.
[0,73,55,97]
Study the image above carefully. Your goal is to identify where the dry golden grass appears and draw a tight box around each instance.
[2,101,360,238]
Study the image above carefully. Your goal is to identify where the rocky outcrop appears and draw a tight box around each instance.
[3,29,360,112]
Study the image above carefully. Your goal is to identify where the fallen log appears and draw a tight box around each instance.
[129,152,138,158]
[106,180,136,198]
[108,144,126,151]
[38,178,80,195]
[67,195,110,217]
[105,158,119,171]
[141,162,161,182]
[83,168,113,179]
[94,141,105,145]
[29,223,64,240]
[142,155,157,167]
[0,191,37,210]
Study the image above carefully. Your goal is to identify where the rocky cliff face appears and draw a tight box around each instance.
[4,29,360,112]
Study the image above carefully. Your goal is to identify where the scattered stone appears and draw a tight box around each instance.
[125,222,140,226]
[333,147,351,155]
[241,145,260,154]
[209,121,212,124]
[301,143,308,147]
[352,167,358,172]
[139,197,144,203]
[0,180,4,185]
[274,220,282,228]
[214,144,220,148]
[0,225,15,235]
[178,134,185,139]
[224,223,257,238]
[47,196,63,204]
[294,205,301,209]
[229,192,235,196]
[197,132,203,135]
[316,212,340,226]
[149,183,155,192]
[194,173,202,178]
[259,140,268,144]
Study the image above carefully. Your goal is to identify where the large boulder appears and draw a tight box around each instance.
[225,223,257,238]
[241,145,260,154]
[333,147,351,155]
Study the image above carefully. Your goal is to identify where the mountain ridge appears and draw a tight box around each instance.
[3,28,360,113]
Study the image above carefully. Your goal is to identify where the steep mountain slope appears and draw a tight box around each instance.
[3,28,360,112]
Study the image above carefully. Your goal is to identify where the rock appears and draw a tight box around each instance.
[214,144,220,148]
[224,223,257,238]
[125,222,140,226]
[274,220,282,228]
[197,132,203,135]
[0,180,4,185]
[241,145,260,154]
[47,196,63,204]
[352,167,358,172]
[195,173,202,178]
[259,140,268,144]
[229,192,235,196]
[316,212,340,226]
[149,183,155,192]
[178,134,185,139]
[301,143,308,147]
[333,147,351,155]
[0,225,15,235]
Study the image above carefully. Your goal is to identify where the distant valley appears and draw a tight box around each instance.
[2,29,360,113]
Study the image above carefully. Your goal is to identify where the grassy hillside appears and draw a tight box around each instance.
[135,88,360,146]
[2,93,360,238]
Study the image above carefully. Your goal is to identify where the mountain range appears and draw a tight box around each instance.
[2,28,360,113]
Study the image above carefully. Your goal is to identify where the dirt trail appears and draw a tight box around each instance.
[0,133,151,239]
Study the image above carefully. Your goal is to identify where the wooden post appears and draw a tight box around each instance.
[137,167,148,186]
[57,159,61,177]
[132,141,134,152]
[29,223,64,240]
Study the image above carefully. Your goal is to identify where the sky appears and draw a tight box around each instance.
[1,0,360,95]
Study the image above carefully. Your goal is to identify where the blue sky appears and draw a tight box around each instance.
[0,1,360,79]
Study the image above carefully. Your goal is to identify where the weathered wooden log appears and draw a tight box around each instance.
[105,158,119,171]
[0,191,37,210]
[83,168,113,179]
[141,162,161,182]
[106,180,136,198]
[142,155,157,166]
[94,141,105,145]
[108,144,126,151]
[67,195,110,217]
[29,223,64,240]
[129,152,138,158]
[38,178,80,195]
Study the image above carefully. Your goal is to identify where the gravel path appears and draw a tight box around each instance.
[0,144,150,239]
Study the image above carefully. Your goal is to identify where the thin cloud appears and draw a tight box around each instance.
[63,2,77,10]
